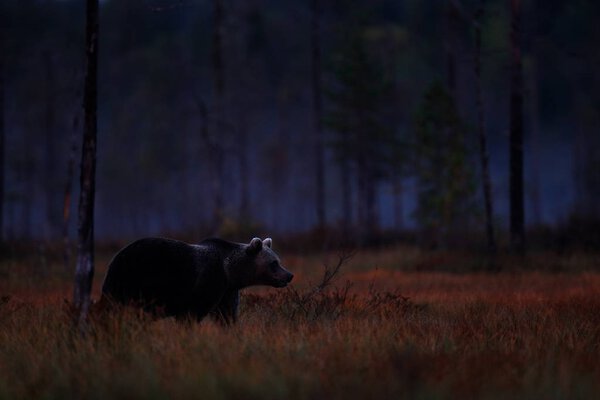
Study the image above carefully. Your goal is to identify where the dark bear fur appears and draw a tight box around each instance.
[100,237,293,323]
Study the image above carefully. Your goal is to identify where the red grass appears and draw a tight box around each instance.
[0,247,599,399]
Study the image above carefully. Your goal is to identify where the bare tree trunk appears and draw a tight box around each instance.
[392,174,404,231]
[211,0,226,231]
[354,157,378,241]
[196,99,223,233]
[228,3,249,223]
[572,94,592,219]
[475,0,496,254]
[237,114,249,221]
[356,157,367,232]
[63,111,80,273]
[213,0,225,101]
[311,0,326,230]
[44,51,58,239]
[365,172,378,239]
[22,132,34,239]
[266,90,290,232]
[445,0,458,99]
[340,158,352,233]
[210,144,225,232]
[0,28,4,244]
[528,53,542,226]
[73,0,98,328]
[509,0,525,254]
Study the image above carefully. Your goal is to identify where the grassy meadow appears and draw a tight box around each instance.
[0,246,599,399]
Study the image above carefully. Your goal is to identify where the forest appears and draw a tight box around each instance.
[0,1,599,399]
[1,0,599,247]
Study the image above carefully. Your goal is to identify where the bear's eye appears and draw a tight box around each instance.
[269,261,279,271]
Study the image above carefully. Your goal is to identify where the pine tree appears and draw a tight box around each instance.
[325,27,394,239]
[413,82,477,247]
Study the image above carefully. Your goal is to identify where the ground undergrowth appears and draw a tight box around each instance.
[0,247,599,399]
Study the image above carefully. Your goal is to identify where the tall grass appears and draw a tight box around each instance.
[0,248,599,399]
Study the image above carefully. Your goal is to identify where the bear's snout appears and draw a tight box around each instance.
[270,266,294,287]
[279,266,294,284]
[286,272,294,283]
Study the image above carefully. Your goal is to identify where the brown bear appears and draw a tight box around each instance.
[100,237,293,323]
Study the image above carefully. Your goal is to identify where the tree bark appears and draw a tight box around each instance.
[213,0,225,102]
[44,51,59,239]
[392,174,404,231]
[63,111,80,273]
[227,3,250,224]
[340,158,352,234]
[237,114,249,221]
[211,0,226,231]
[22,131,34,238]
[365,171,378,239]
[528,52,542,226]
[475,0,496,254]
[311,0,326,230]
[73,0,98,327]
[445,0,459,99]
[509,0,525,253]
[0,26,4,244]
[196,98,223,233]
[356,157,367,232]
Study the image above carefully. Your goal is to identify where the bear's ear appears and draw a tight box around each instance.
[247,237,263,255]
[263,238,272,249]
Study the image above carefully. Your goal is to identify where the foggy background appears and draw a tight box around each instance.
[1,0,598,245]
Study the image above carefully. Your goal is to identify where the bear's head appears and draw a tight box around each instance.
[245,237,294,288]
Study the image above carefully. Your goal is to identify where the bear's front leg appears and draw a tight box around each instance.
[210,290,240,325]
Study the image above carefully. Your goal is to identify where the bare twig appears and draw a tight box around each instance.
[317,249,355,291]
[283,249,356,320]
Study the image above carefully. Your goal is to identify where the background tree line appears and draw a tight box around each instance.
[0,0,599,251]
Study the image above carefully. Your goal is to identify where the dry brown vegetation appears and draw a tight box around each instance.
[0,247,599,399]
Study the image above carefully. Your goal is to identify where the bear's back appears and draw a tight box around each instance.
[101,238,228,314]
